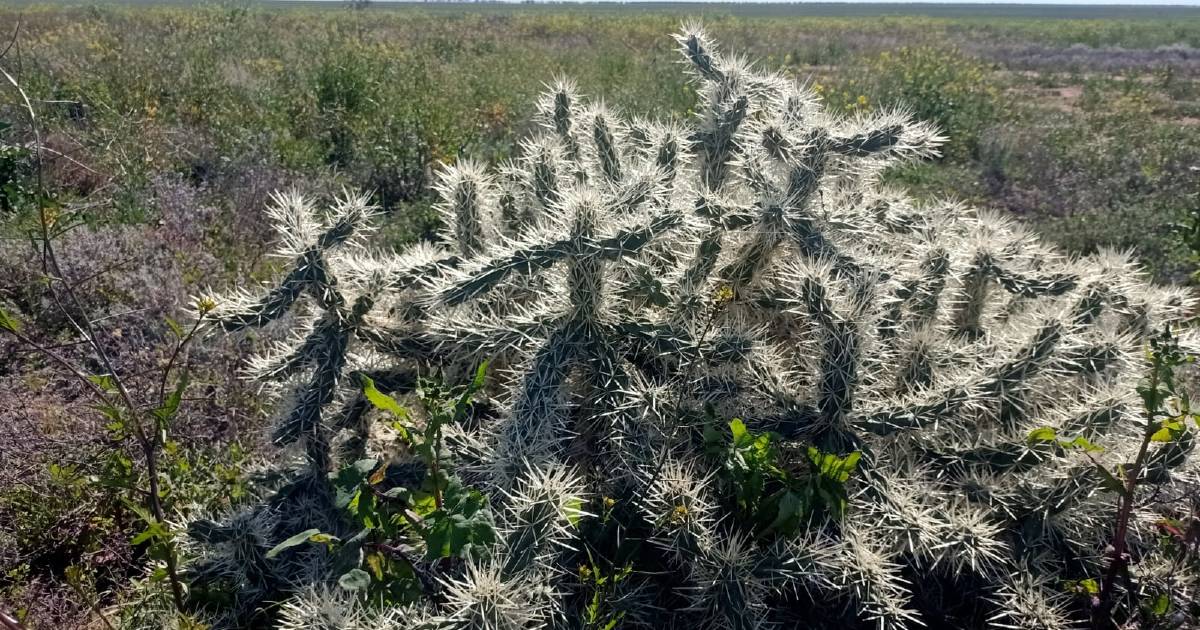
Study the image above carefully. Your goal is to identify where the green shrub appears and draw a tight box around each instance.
[826,46,1001,160]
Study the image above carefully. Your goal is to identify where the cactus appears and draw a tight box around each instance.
[184,27,1199,630]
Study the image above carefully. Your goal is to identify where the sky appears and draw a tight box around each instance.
[800,1,1200,4]
[449,0,1200,7]
[528,0,1200,5]
[623,1,1200,4]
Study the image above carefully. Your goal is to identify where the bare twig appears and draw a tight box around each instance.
[2,326,115,403]
[0,15,20,62]
[0,610,26,630]
[39,144,109,180]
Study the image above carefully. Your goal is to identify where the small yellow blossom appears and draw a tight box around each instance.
[669,504,689,525]
[712,284,734,306]
[196,296,218,315]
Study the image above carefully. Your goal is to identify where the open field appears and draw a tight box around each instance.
[10,1,1200,19]
[2,3,1200,628]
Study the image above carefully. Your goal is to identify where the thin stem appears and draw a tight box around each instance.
[1096,353,1163,627]
[429,438,444,511]
[0,16,20,62]
[157,316,205,408]
[0,62,187,612]
[0,610,25,630]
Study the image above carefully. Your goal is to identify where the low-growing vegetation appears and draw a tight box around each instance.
[2,4,1200,629]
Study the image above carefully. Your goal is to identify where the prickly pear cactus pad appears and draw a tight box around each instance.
[182,26,1199,630]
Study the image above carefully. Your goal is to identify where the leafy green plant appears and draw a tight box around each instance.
[347,364,499,576]
[1098,327,1196,627]
[313,53,374,168]
[826,46,1000,160]
[706,418,860,536]
[577,553,633,630]
[1027,324,1199,629]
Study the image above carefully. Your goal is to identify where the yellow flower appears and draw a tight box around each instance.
[196,296,218,315]
[712,284,734,306]
[41,207,59,229]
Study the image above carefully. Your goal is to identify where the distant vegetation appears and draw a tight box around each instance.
[1,4,1199,628]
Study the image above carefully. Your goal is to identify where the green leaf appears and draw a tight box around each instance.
[602,616,625,630]
[383,486,410,500]
[365,551,387,581]
[471,360,488,391]
[411,490,438,516]
[1062,435,1105,452]
[702,422,724,453]
[1027,427,1058,443]
[131,520,168,546]
[308,532,340,546]
[564,496,584,528]
[165,317,184,339]
[420,481,496,560]
[1092,462,1126,494]
[337,486,362,512]
[389,419,412,443]
[828,450,861,482]
[729,418,749,446]
[807,448,861,483]
[765,490,804,534]
[266,528,322,559]
[360,374,408,419]
[1150,593,1170,616]
[330,529,369,577]
[368,462,387,486]
[97,402,123,425]
[154,370,189,424]
[334,458,378,484]
[88,374,119,394]
[0,305,21,333]
[120,497,155,526]
[1151,419,1185,443]
[1065,578,1100,595]
[448,361,489,423]
[338,568,371,591]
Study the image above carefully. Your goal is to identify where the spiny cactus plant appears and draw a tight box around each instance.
[180,26,1200,630]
